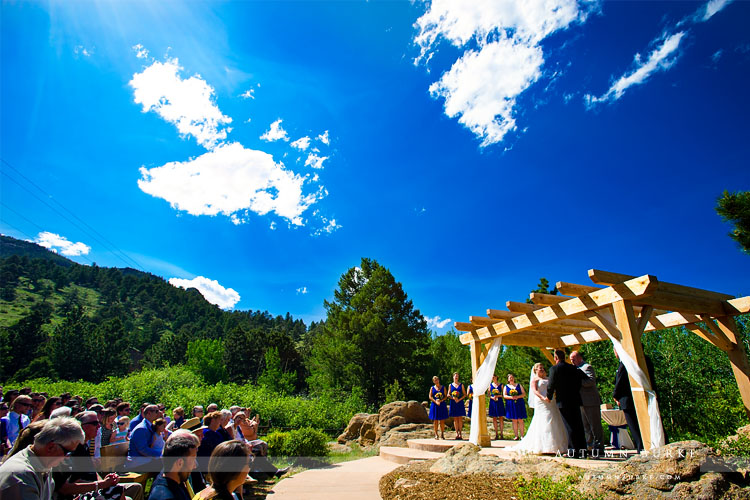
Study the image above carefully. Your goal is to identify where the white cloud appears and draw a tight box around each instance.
[74,45,92,57]
[35,232,90,256]
[316,130,330,145]
[260,119,289,142]
[138,141,322,226]
[304,153,328,169]
[702,0,733,21]
[291,136,311,150]
[240,89,255,99]
[129,58,232,150]
[414,0,592,146]
[585,32,684,106]
[269,221,277,230]
[312,215,341,236]
[296,287,308,295]
[425,315,452,330]
[168,276,240,309]
[132,44,149,59]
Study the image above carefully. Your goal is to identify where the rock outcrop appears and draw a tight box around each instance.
[338,400,431,446]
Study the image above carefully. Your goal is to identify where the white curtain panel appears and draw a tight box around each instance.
[608,332,666,449]
[469,337,503,445]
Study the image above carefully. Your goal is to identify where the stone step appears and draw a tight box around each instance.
[407,438,518,453]
[379,446,443,464]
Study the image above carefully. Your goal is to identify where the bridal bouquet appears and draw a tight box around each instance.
[451,390,459,398]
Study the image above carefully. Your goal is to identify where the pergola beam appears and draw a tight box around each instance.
[589,269,735,301]
[460,275,658,345]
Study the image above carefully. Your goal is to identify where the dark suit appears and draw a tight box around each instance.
[547,360,587,456]
[613,358,655,452]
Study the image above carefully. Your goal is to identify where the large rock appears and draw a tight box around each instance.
[429,443,502,475]
[339,400,433,447]
[337,413,376,444]
[380,424,435,447]
[379,401,431,428]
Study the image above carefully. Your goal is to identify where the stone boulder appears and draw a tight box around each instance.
[380,424,435,447]
[338,400,433,447]
[337,413,376,444]
[429,443,502,475]
[580,441,750,499]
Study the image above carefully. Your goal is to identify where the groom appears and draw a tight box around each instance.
[546,349,588,457]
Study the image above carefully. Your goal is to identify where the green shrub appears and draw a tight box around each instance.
[515,475,595,500]
[265,428,330,457]
[383,379,405,404]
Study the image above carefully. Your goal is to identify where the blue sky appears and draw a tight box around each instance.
[2,0,748,331]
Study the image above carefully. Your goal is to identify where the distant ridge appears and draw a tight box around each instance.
[0,234,75,266]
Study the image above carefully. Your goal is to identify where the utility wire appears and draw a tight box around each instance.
[1,158,145,271]
[0,216,94,266]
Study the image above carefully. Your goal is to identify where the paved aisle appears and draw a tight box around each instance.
[271,456,400,500]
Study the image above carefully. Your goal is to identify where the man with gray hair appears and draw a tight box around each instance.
[0,417,85,499]
[148,430,200,500]
[570,350,604,456]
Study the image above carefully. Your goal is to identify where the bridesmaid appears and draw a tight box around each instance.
[488,374,505,440]
[428,375,449,439]
[504,373,528,440]
[448,372,466,440]
[466,384,474,419]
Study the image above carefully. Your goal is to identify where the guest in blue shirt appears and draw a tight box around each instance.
[127,405,161,471]
[128,403,150,434]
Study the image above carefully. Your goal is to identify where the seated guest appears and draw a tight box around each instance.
[100,408,117,447]
[54,411,143,500]
[36,397,63,422]
[196,412,226,459]
[194,440,251,500]
[111,416,130,444]
[167,407,185,431]
[116,402,132,422]
[85,397,99,410]
[129,403,150,433]
[2,395,33,446]
[192,406,205,425]
[206,404,219,414]
[0,417,85,500]
[152,418,168,455]
[233,412,268,457]
[219,410,234,440]
[59,393,72,405]
[127,405,162,471]
[30,394,46,421]
[148,430,199,500]
[1,402,10,456]
[50,406,72,419]
[3,389,19,406]
[7,421,47,458]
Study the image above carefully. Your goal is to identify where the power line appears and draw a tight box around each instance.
[1,158,145,271]
[0,216,94,266]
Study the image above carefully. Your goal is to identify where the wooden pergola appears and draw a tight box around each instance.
[456,269,750,449]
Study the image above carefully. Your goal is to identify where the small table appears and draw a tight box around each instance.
[601,409,635,449]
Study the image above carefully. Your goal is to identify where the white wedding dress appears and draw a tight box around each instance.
[511,378,568,455]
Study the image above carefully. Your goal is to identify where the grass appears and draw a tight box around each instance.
[0,278,101,328]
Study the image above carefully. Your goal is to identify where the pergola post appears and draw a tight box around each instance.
[716,316,750,419]
[470,339,491,447]
[612,300,653,450]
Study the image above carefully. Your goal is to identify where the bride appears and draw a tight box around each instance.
[511,362,568,455]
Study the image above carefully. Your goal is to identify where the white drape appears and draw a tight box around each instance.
[469,338,503,445]
[608,333,666,449]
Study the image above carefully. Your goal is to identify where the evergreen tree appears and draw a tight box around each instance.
[716,190,750,254]
[308,258,431,406]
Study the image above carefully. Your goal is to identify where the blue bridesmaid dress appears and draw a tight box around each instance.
[448,383,467,417]
[488,382,506,417]
[428,385,449,421]
[466,385,474,418]
[504,383,527,419]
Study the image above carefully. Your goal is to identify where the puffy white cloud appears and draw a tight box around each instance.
[702,0,733,21]
[312,215,341,236]
[240,89,255,99]
[316,130,330,145]
[132,44,149,59]
[296,287,308,295]
[260,119,289,142]
[425,315,452,330]
[414,0,592,146]
[35,232,90,256]
[291,136,311,150]
[129,58,232,150]
[138,142,323,226]
[168,276,240,309]
[304,153,328,169]
[585,32,684,106]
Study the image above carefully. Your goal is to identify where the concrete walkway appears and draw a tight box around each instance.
[271,456,400,499]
